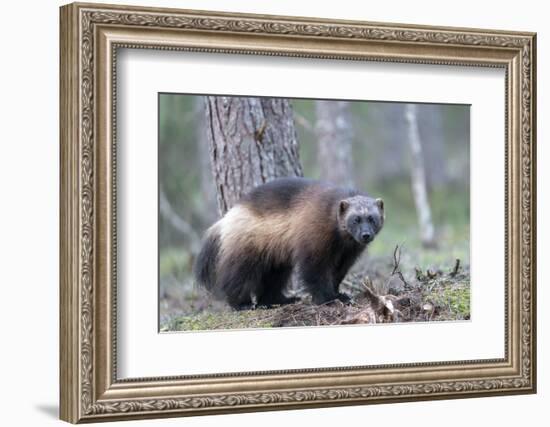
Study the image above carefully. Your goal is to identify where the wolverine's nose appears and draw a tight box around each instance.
[361,232,372,243]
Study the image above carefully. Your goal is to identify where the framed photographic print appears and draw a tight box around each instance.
[59,2,537,423]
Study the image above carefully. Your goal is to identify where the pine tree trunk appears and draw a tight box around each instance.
[205,96,303,215]
[315,100,354,188]
[405,104,436,248]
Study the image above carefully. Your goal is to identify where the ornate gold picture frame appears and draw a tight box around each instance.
[60,2,536,423]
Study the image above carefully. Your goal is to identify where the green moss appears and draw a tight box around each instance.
[424,279,470,320]
[161,309,276,332]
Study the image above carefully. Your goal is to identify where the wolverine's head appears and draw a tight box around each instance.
[338,195,384,245]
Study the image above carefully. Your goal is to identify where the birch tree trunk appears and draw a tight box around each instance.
[205,96,303,216]
[418,104,447,187]
[405,104,436,248]
[315,100,355,188]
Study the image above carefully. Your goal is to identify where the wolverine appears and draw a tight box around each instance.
[194,177,384,310]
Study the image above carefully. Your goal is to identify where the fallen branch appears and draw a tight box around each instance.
[293,112,315,133]
[159,186,201,254]
[389,244,410,289]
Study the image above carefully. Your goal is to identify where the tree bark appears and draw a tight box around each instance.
[315,100,355,188]
[405,104,436,248]
[205,96,303,215]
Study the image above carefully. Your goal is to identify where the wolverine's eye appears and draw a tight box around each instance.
[354,216,361,224]
[367,215,374,224]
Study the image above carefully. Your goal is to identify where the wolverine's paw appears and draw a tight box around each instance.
[335,292,352,304]
[278,295,300,305]
[318,293,353,306]
[235,302,255,311]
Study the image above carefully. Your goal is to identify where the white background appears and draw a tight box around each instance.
[0,0,546,426]
[118,50,505,377]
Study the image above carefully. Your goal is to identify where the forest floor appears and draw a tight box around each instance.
[160,246,470,332]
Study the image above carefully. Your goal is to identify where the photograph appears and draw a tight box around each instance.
[158,94,471,332]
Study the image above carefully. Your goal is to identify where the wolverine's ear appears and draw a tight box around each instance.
[375,198,384,212]
[339,200,350,215]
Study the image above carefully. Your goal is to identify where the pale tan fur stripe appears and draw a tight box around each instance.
[214,205,297,264]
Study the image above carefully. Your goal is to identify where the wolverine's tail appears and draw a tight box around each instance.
[193,228,221,291]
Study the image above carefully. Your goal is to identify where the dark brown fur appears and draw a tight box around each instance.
[194,177,384,309]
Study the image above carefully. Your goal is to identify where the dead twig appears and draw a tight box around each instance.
[450,258,461,277]
[392,244,401,275]
[388,244,410,289]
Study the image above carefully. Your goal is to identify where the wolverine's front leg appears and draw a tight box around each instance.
[331,259,357,303]
[296,259,343,305]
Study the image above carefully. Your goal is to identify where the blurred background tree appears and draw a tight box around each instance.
[314,100,354,188]
[158,94,470,321]
[405,103,436,248]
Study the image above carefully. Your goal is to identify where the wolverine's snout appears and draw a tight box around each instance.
[361,231,372,243]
